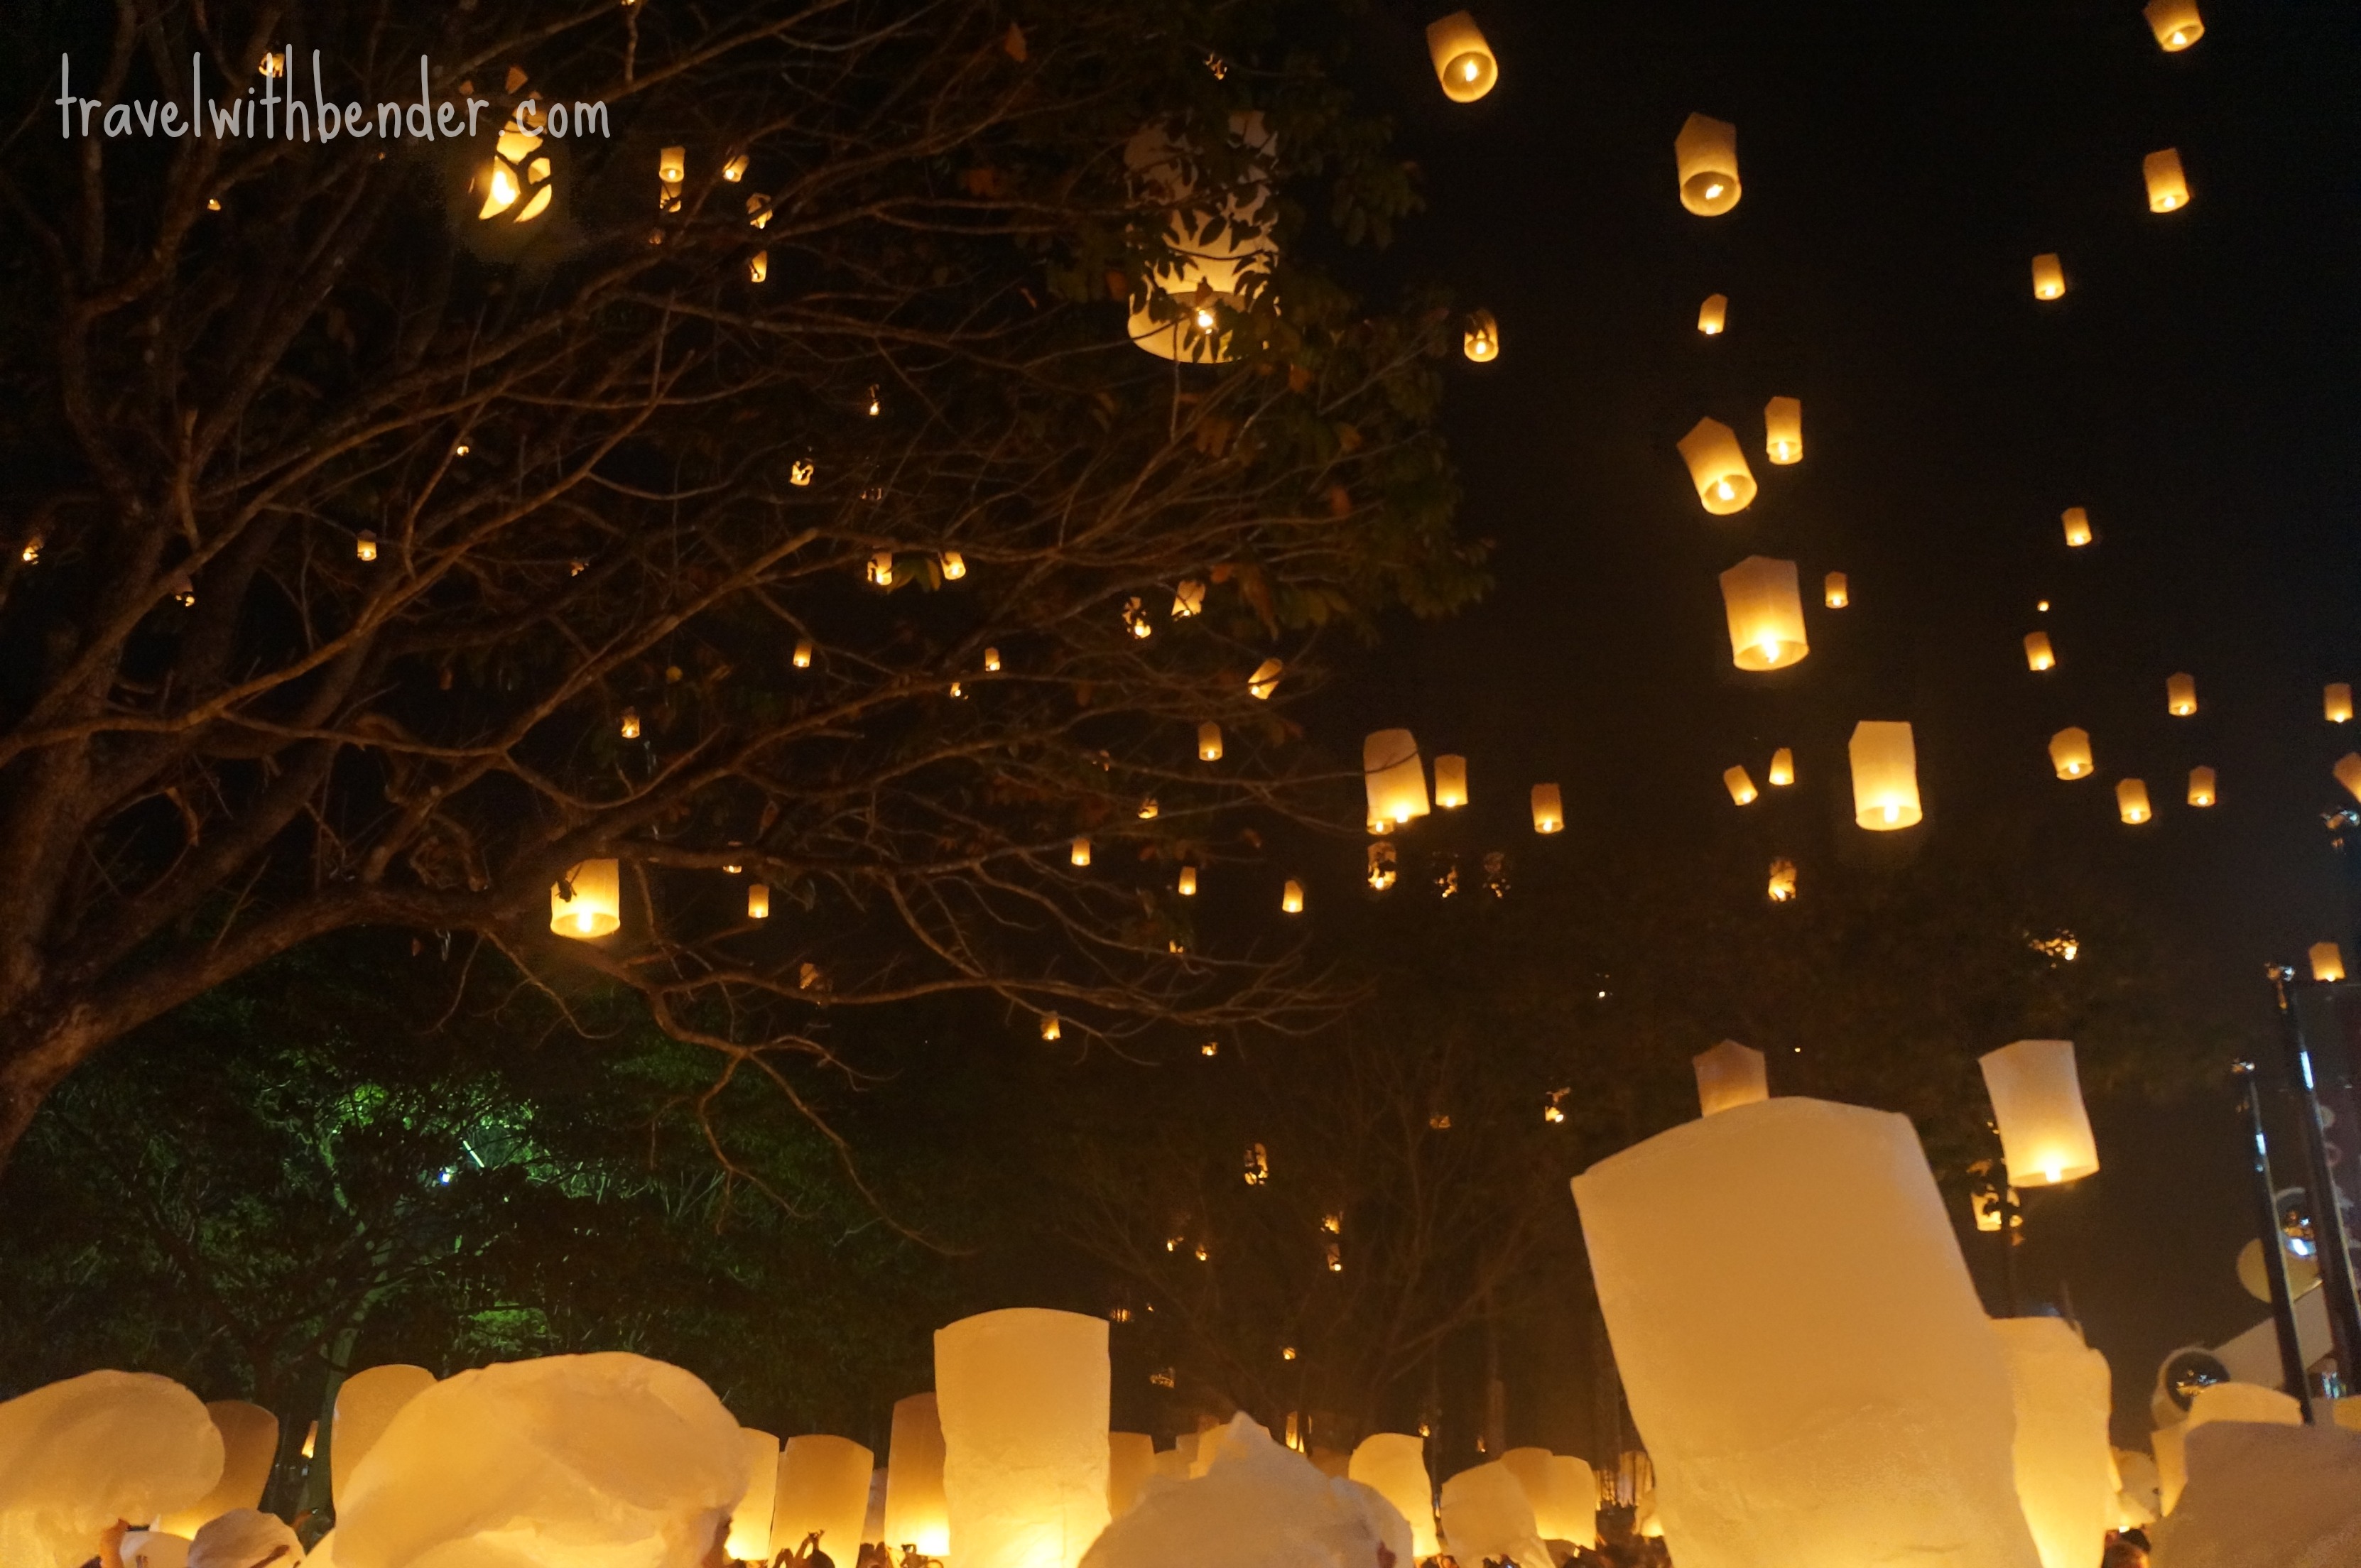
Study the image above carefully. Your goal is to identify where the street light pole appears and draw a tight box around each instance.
[2272,966,2361,1395]
[2234,1060,2312,1417]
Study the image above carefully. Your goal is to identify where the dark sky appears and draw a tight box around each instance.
[1301,0,2361,1445]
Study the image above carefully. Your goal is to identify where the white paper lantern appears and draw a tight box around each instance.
[1107,1434,1156,1519]
[0,1372,224,1568]
[1979,1039,2100,1186]
[1718,556,1808,671]
[1848,721,1922,830]
[727,1430,782,1562]
[935,1309,1112,1568]
[158,1402,277,1537]
[1347,1435,1439,1559]
[883,1394,950,1557]
[1693,1040,1767,1118]
[1992,1317,2115,1568]
[333,1366,437,1510]
[1364,729,1431,828]
[776,1435,874,1564]
[1440,1461,1551,1568]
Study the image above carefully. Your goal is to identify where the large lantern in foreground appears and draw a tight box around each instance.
[884,1394,950,1557]
[2031,254,2067,300]
[935,1310,1109,1568]
[727,1430,782,1562]
[1364,729,1431,828]
[1426,11,1499,102]
[1674,114,1742,216]
[161,1400,280,1535]
[1762,396,1803,465]
[1693,1040,1767,1117]
[1678,418,1757,514]
[1848,721,1921,830]
[550,859,622,939]
[332,1364,438,1508]
[2144,148,2190,212]
[1719,556,1809,671]
[1351,1434,1440,1558]
[776,1435,873,1567]
[1531,784,1564,834]
[1980,1039,2100,1186]
[2049,728,2094,780]
[1991,1317,2115,1568]
[2144,0,2203,49]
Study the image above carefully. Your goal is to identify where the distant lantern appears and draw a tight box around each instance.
[942,551,967,580]
[789,459,814,486]
[1367,842,1399,891]
[2144,0,2203,51]
[550,858,622,939]
[1698,293,1729,335]
[1435,755,1469,809]
[2144,148,2190,212]
[1464,310,1501,362]
[1719,555,1810,671]
[1767,747,1795,787]
[2024,633,2056,672]
[1520,784,1564,835]
[2116,778,2153,824]
[869,552,895,587]
[1693,1040,1769,1117]
[1767,857,1798,903]
[1178,867,1198,897]
[1678,418,1758,514]
[1248,658,1285,699]
[2340,754,2361,803]
[1674,113,1741,216]
[748,884,771,920]
[721,154,751,183]
[1173,580,1205,618]
[1364,729,1432,828]
[1763,396,1803,465]
[1424,11,1499,103]
[1071,836,1092,867]
[355,530,379,562]
[2166,673,2198,716]
[658,146,686,184]
[1980,1039,2101,1185]
[2061,507,2094,548]
[2031,254,2067,300]
[2050,727,2095,780]
[1824,572,1850,608]
[2187,767,2218,807]
[1041,1013,1062,1041]
[1136,797,1158,820]
[749,251,769,283]
[793,638,813,669]
[1848,720,1922,830]
[619,707,641,739]
[1724,766,1759,806]
[1282,878,1305,914]
[1193,722,1223,763]
[2313,942,2349,984]
[2328,683,2355,724]
[984,648,1002,672]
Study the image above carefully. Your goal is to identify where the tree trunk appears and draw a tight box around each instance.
[0,1007,107,1180]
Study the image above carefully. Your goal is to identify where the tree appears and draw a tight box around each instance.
[0,0,1482,1165]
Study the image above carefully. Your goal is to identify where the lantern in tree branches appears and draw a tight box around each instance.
[1198,722,1223,761]
[1364,730,1431,828]
[1248,659,1284,699]
[550,859,621,939]
[748,885,771,920]
[1282,878,1305,914]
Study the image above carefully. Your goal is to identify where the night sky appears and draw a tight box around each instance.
[1300,0,2361,1444]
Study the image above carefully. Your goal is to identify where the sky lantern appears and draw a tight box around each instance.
[748,884,771,919]
[1678,418,1758,514]
[2311,943,2348,983]
[935,1309,1110,1568]
[1191,722,1224,763]
[1177,867,1198,897]
[1697,293,1729,334]
[793,638,813,669]
[2061,508,2094,548]
[884,1393,950,1558]
[2116,779,2152,824]
[2339,753,2361,803]
[1350,1436,1440,1558]
[1107,1433,1155,1519]
[1124,117,1276,364]
[1848,721,1922,830]
[1767,748,1794,787]
[1282,878,1305,914]
[1824,572,1849,608]
[727,1430,783,1562]
[549,859,622,939]
[2049,728,2094,780]
[1248,658,1284,699]
[1434,754,1469,809]
[1674,113,1742,215]
[1720,556,1810,671]
[2144,148,2190,212]
[356,530,379,562]
[1723,766,1759,806]
[2144,0,2204,50]
[1531,783,1565,834]
[2325,682,2354,723]
[1767,858,1798,903]
[1991,1318,2115,1568]
[1762,396,1803,464]
[776,1435,874,1568]
[1364,729,1432,828]
[159,1400,280,1535]
[2031,254,2067,300]
[2187,767,2218,807]
[1425,11,1499,102]
[1463,309,1501,361]
[2024,633,2056,672]
[331,1365,437,1509]
[1071,837,1092,867]
[1979,1039,2100,1186]
[2166,673,2198,716]
[1693,1040,1768,1117]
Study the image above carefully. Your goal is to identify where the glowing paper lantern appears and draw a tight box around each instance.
[2328,683,2353,724]
[1364,730,1431,827]
[1824,572,1848,608]
[549,859,622,939]
[1719,556,1809,671]
[2061,508,2094,548]
[727,1430,782,1562]
[1848,720,1922,830]
[1041,1014,1062,1042]
[1674,114,1742,216]
[2188,768,2218,807]
[1502,1449,1582,1548]
[2117,778,2152,824]
[1767,857,1798,903]
[1544,1456,1600,1548]
[776,1435,873,1565]
[2031,254,2067,300]
[158,1402,277,1537]
[1678,419,1757,515]
[1107,1434,1156,1519]
[884,1395,950,1557]
[1248,659,1284,699]
[1531,783,1564,834]
[1698,294,1728,335]
[2144,148,2190,212]
[1281,878,1305,914]
[2313,943,2348,984]
[747,884,771,920]
[2145,0,2203,49]
[749,251,769,283]
[1124,117,1277,364]
[1177,867,1198,897]
[1980,1039,2100,1186]
[2339,753,2361,803]
[1571,1099,2042,1568]
[1434,755,1469,809]
[1348,1434,1439,1558]
[1424,11,1498,102]
[1463,310,1500,362]
[941,551,967,581]
[793,638,813,669]
[1992,1318,2115,1568]
[2168,673,2198,716]
[935,1309,1111,1568]
[1723,767,1758,806]
[620,707,642,740]
[1440,1462,1550,1568]
[0,1371,225,1568]
[1196,722,1223,762]
[2024,633,2056,672]
[1693,1040,1767,1117]
[1762,396,1803,465]
[333,1364,438,1512]
[2050,728,2094,780]
[356,530,379,562]
[1767,748,1794,787]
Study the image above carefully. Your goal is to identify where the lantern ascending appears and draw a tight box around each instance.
[1762,397,1803,465]
[1979,1039,2100,1185]
[2166,673,2198,717]
[1719,556,1810,671]
[1767,748,1794,787]
[793,638,813,669]
[1678,419,1758,515]
[1697,294,1728,336]
[2340,754,2361,803]
[1124,116,1277,364]
[1248,658,1284,699]
[355,531,379,562]
[2328,683,2355,724]
[1824,572,1849,609]
[1071,836,1092,868]
[1847,721,1921,830]
[1281,878,1305,915]
[933,1310,1110,1568]
[2031,253,2067,300]
[2117,779,2152,824]
[2144,0,2203,51]
[1723,767,1759,806]
[1178,867,1198,897]
[1674,113,1741,216]
[748,885,771,920]
[1531,783,1565,834]
[1198,722,1224,761]
[1463,309,1501,362]
[2061,507,2094,548]
[2024,633,2056,672]
[1364,729,1432,828]
[550,859,622,939]
[2144,148,2190,212]
[2050,727,2094,780]
[1434,755,1469,809]
[2313,943,2348,984]
[1424,11,1499,103]
[1766,858,1798,903]
[1693,1040,1769,1117]
[2187,767,2217,807]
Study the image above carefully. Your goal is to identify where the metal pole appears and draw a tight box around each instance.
[2235,1060,2313,1416]
[2274,967,2361,1389]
